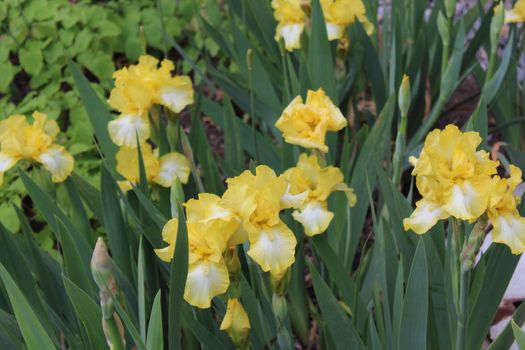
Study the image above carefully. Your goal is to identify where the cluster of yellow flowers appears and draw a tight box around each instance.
[108,55,192,191]
[0,112,74,185]
[404,125,525,254]
[154,88,355,309]
[271,0,373,51]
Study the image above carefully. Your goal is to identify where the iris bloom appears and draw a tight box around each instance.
[271,0,306,51]
[404,125,499,234]
[505,0,525,23]
[486,165,525,254]
[222,166,297,278]
[320,0,374,40]
[116,143,190,191]
[283,153,356,236]
[0,112,74,185]
[154,218,230,308]
[220,299,251,349]
[275,88,347,152]
[108,55,194,148]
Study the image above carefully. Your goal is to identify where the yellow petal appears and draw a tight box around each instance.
[220,298,251,348]
[490,211,525,254]
[35,145,74,183]
[403,198,448,234]
[154,152,190,187]
[154,218,178,262]
[116,143,159,184]
[247,221,296,277]
[108,114,150,148]
[333,182,357,207]
[292,201,334,236]
[442,180,489,221]
[158,76,194,113]
[117,180,134,193]
[184,259,230,309]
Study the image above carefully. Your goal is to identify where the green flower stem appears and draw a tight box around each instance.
[485,48,498,84]
[247,49,260,165]
[452,219,468,350]
[392,103,409,186]
[104,317,125,350]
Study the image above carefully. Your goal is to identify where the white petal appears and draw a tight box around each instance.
[35,145,74,183]
[280,184,309,209]
[443,182,488,221]
[154,152,190,187]
[292,201,333,236]
[184,260,229,309]
[0,152,18,173]
[159,79,193,113]
[491,212,525,255]
[403,198,447,234]
[108,114,150,148]
[247,221,296,277]
[326,23,344,41]
[278,23,303,51]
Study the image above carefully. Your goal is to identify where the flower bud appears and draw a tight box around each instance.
[272,293,288,322]
[398,74,411,118]
[490,3,504,52]
[445,0,456,19]
[437,12,450,47]
[220,299,251,350]
[91,238,113,290]
[270,268,291,296]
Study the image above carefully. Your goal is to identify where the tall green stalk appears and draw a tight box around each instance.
[452,219,468,350]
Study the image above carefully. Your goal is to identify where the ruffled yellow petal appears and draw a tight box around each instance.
[184,259,230,309]
[35,145,74,183]
[154,152,190,187]
[108,114,150,148]
[403,198,449,234]
[247,221,296,277]
[292,201,334,236]
[158,76,194,113]
[490,211,525,255]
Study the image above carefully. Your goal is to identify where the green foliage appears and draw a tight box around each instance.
[0,0,524,349]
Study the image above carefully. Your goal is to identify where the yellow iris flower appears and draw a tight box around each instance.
[283,153,356,236]
[220,299,251,349]
[154,218,230,308]
[271,0,306,51]
[320,0,374,40]
[0,112,74,185]
[222,165,297,278]
[486,165,525,254]
[404,125,499,234]
[505,0,525,23]
[108,55,194,148]
[116,143,190,191]
[275,88,347,152]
